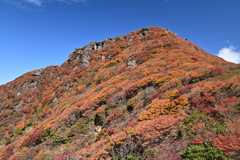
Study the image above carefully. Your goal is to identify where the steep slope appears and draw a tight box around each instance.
[0,27,240,159]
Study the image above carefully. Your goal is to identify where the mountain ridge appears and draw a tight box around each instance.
[0,27,240,160]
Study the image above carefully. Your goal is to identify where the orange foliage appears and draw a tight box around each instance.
[139,96,188,120]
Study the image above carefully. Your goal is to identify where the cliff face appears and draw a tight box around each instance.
[0,27,240,160]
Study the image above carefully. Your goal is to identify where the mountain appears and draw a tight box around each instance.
[0,27,240,160]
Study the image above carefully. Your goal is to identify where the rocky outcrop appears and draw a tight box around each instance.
[139,27,150,36]
[14,100,23,113]
[127,58,137,67]
[67,28,150,67]
[33,69,42,76]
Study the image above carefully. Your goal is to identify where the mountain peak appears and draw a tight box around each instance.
[1,27,240,160]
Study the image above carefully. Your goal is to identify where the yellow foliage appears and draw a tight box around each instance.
[15,121,25,130]
[162,89,179,99]
[156,76,172,86]
[139,96,188,120]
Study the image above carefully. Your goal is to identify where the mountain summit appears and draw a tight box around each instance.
[0,27,240,160]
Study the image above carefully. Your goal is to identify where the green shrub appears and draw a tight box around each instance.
[14,128,22,138]
[181,140,228,160]
[50,129,57,137]
[36,107,44,117]
[180,110,209,137]
[206,122,227,134]
[52,135,67,145]
[181,110,227,138]
[127,155,141,160]
[42,128,50,137]
[143,149,155,156]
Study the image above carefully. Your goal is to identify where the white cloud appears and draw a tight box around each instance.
[25,0,43,6]
[217,45,240,64]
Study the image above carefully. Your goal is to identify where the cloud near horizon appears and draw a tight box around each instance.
[217,45,240,64]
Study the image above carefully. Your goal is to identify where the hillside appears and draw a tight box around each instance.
[0,27,240,160]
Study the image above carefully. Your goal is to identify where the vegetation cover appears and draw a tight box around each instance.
[0,27,240,159]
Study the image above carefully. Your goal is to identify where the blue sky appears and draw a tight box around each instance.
[0,0,240,85]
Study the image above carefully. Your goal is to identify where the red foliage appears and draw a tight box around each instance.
[212,135,240,156]
[107,98,113,104]
[132,114,184,146]
[54,152,76,160]
[127,118,139,127]
[0,144,14,160]
[96,107,104,114]
[191,57,198,62]
[125,85,138,98]
[106,111,118,123]
[192,138,203,145]
[25,131,42,146]
[192,94,216,113]
[8,129,13,136]
[179,84,194,94]
[106,127,119,136]
[14,117,22,125]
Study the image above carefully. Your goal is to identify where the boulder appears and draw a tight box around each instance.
[81,54,90,67]
[126,35,135,47]
[101,55,105,62]
[139,27,150,36]
[33,70,42,76]
[127,58,137,67]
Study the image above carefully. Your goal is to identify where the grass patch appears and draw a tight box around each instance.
[205,69,240,82]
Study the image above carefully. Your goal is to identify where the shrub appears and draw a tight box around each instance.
[181,140,228,160]
[127,155,141,160]
[143,149,155,156]
[25,131,42,146]
[42,128,50,138]
[50,129,57,137]
[14,128,22,138]
[52,135,67,145]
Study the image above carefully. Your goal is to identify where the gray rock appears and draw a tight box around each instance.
[75,47,83,51]
[164,29,171,33]
[126,35,135,47]
[31,81,37,88]
[127,59,137,67]
[95,126,102,133]
[114,35,125,41]
[22,82,29,90]
[101,55,105,62]
[16,92,21,96]
[66,84,70,92]
[53,97,57,102]
[82,48,92,55]
[139,27,150,36]
[97,45,102,51]
[14,100,23,113]
[196,47,202,53]
[33,69,42,76]
[81,54,90,67]
[68,52,73,60]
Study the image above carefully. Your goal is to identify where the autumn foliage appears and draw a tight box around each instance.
[0,27,240,159]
